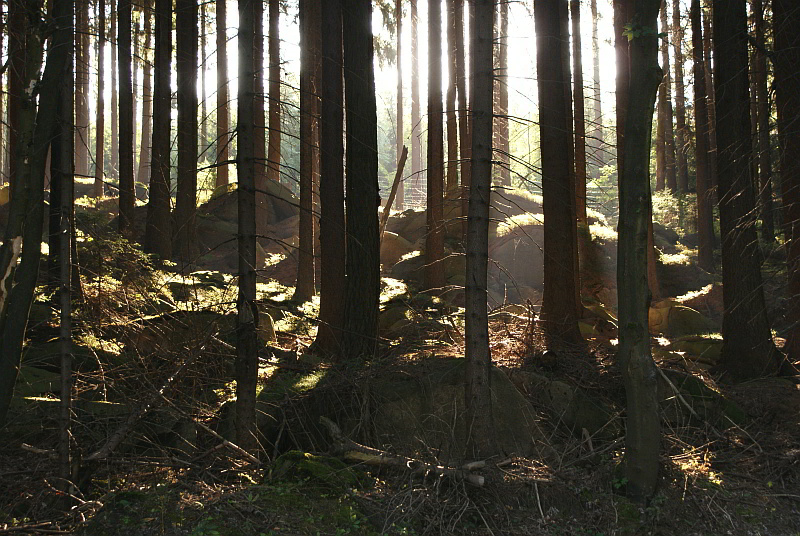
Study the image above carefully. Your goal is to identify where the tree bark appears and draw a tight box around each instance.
[465,0,494,459]
[215,0,229,188]
[590,0,604,177]
[660,0,676,192]
[495,0,510,187]
[572,0,587,225]
[144,0,173,260]
[712,0,781,380]
[253,0,267,234]
[446,0,459,195]
[294,0,320,302]
[455,0,470,236]
[200,4,207,151]
[174,0,198,261]
[118,0,135,234]
[341,0,380,359]
[312,0,346,356]
[752,0,774,242]
[617,0,662,504]
[411,0,422,196]
[111,0,119,179]
[773,0,800,364]
[7,0,26,193]
[236,0,259,452]
[75,0,90,177]
[425,0,446,292]
[267,0,281,186]
[395,0,405,209]
[691,0,714,272]
[94,0,106,198]
[702,3,718,194]
[672,0,689,192]
[537,0,582,345]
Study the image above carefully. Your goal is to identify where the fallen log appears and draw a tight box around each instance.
[319,416,485,486]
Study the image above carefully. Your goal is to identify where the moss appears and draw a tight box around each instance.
[269,450,363,489]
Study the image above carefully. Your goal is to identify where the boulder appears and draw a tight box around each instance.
[381,232,416,267]
[668,335,723,366]
[649,300,717,338]
[657,369,747,427]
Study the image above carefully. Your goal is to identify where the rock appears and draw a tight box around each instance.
[379,303,413,334]
[381,231,416,267]
[390,251,424,282]
[669,335,723,366]
[15,366,62,396]
[95,196,120,215]
[649,300,717,338]
[678,283,724,321]
[657,369,747,427]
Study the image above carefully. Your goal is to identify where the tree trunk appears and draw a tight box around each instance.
[312,0,346,356]
[660,0,676,192]
[0,1,67,426]
[494,0,510,187]
[200,4,207,151]
[395,0,405,209]
[216,0,229,188]
[253,0,267,234]
[656,78,666,191]
[411,0,422,197]
[132,13,137,177]
[425,0,446,292]
[455,0,470,235]
[7,0,26,193]
[294,0,320,302]
[94,0,106,198]
[267,0,281,186]
[465,0,494,459]
[752,0,774,243]
[137,0,152,188]
[236,0,259,452]
[773,0,800,364]
[118,0,135,234]
[75,0,90,178]
[144,0,172,260]
[537,0,582,345]
[572,0,587,226]
[590,0,603,177]
[691,0,714,273]
[703,3,718,194]
[712,0,781,380]
[672,0,689,192]
[111,0,119,179]
[446,0,459,195]
[617,0,662,504]
[341,0,380,359]
[174,0,198,261]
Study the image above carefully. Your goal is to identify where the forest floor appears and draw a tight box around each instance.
[1,200,799,535]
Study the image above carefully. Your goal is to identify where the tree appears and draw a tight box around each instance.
[267,0,281,185]
[312,0,346,356]
[454,0,470,235]
[111,0,119,179]
[702,3,718,192]
[572,0,587,226]
[119,0,135,234]
[616,0,662,504]
[341,0,380,359]
[174,0,199,261]
[494,0,510,187]
[144,0,173,260]
[773,0,800,363]
[712,0,782,379]
[7,0,26,193]
[137,0,152,187]
[216,0,230,188]
[464,0,494,458]
[425,0,446,292]
[691,0,714,272]
[537,0,582,345]
[411,0,421,188]
[589,0,604,176]
[75,0,90,178]
[294,0,320,302]
[446,0,459,194]
[395,0,405,209]
[672,0,690,192]
[94,0,106,198]
[752,0,774,242]
[658,0,676,192]
[253,0,267,233]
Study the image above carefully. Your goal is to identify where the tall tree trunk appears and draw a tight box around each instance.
[703,3,718,193]
[312,0,346,356]
[752,0,774,242]
[446,0,459,195]
[773,0,800,363]
[144,0,172,260]
[395,0,405,209]
[215,0,229,188]
[119,0,135,234]
[267,0,281,186]
[200,4,207,151]
[75,0,90,177]
[617,0,662,505]
[132,14,138,176]
[425,0,445,291]
[294,0,320,302]
[174,0,198,261]
[455,0,470,235]
[236,0,259,452]
[94,0,106,198]
[656,79,666,192]
[660,0,676,192]
[672,0,689,192]
[253,0,267,234]
[590,0,603,176]
[572,0,587,225]
[111,0,119,179]
[465,0,494,459]
[537,0,582,345]
[494,0,510,187]
[691,0,715,272]
[7,0,26,193]
[712,0,781,380]
[0,0,66,426]
[341,0,380,359]
[411,0,421,196]
[137,0,152,188]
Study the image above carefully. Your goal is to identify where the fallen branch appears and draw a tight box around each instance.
[379,145,408,241]
[319,416,485,487]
